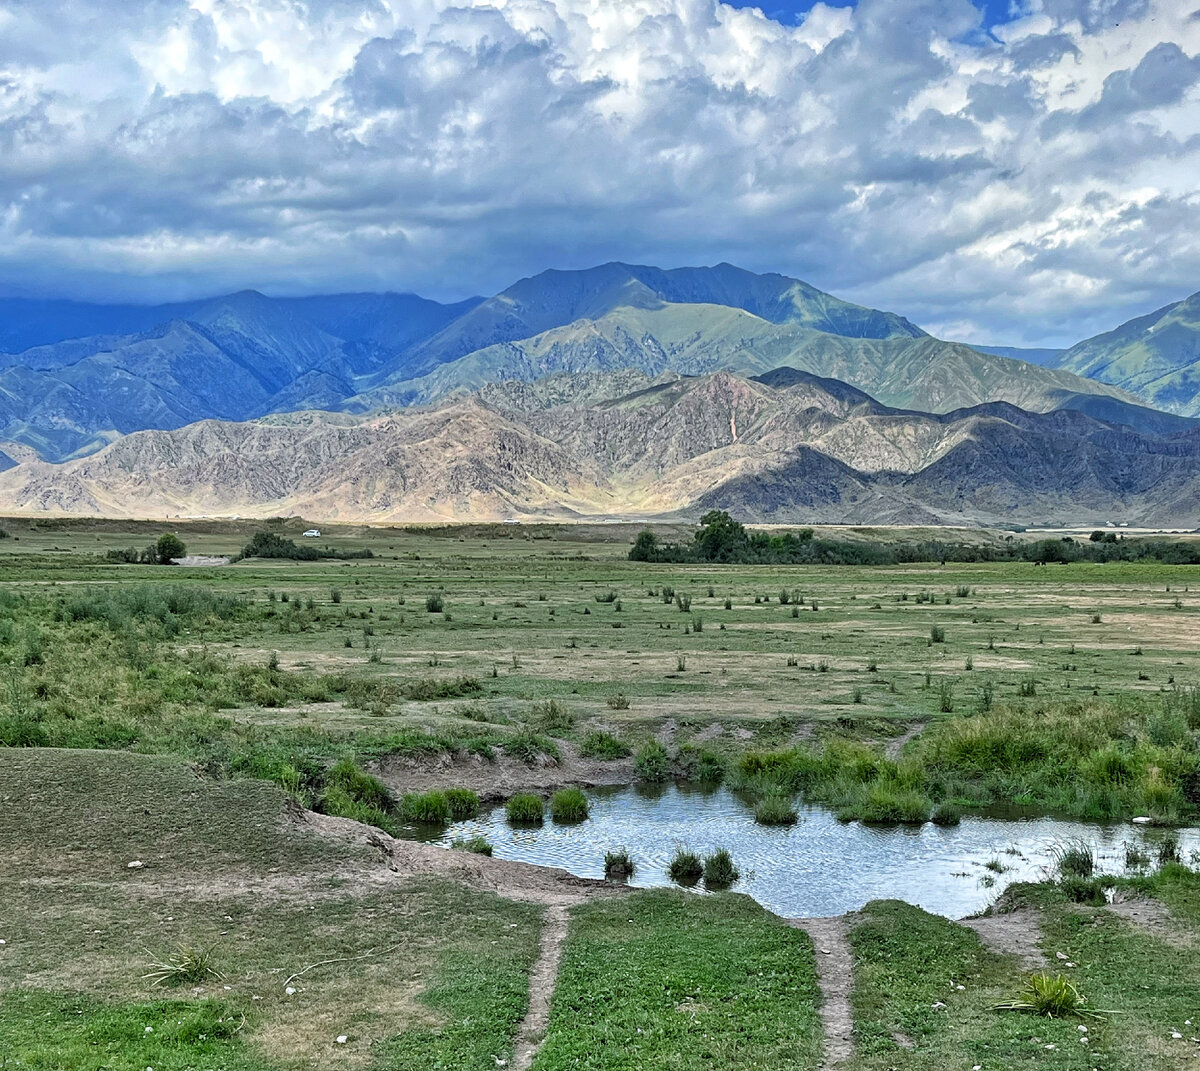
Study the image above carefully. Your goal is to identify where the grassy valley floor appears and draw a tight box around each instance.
[2,518,1200,1068]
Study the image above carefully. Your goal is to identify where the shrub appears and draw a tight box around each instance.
[580,730,631,759]
[450,835,493,856]
[425,593,445,613]
[754,793,799,826]
[400,790,451,825]
[604,849,635,880]
[606,692,631,710]
[634,740,671,783]
[930,625,946,644]
[506,793,544,824]
[595,590,618,603]
[667,848,703,885]
[445,788,480,820]
[550,787,589,823]
[1059,875,1108,904]
[702,849,740,889]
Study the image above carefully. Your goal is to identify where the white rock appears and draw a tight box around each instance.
[144,1026,153,1033]
[127,860,145,869]
[1132,816,1152,824]
[1078,1025,1088,1032]
[1172,1032,1184,1040]
[336,1036,348,1044]
[1056,951,1068,960]
[285,987,296,995]
[932,1001,947,1010]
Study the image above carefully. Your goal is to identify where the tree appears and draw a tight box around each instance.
[693,510,749,561]
[155,533,186,565]
[630,530,659,561]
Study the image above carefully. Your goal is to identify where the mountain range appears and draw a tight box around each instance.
[1,366,1197,527]
[1,261,1198,525]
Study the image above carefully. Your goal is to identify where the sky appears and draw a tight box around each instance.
[1,0,1198,346]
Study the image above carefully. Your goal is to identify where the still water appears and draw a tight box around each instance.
[412,783,1200,919]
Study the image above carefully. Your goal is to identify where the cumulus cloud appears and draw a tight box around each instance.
[0,0,1198,344]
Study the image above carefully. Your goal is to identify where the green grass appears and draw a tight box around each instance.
[702,848,740,889]
[400,789,451,825]
[633,740,671,783]
[0,749,545,1071]
[753,792,799,825]
[0,991,272,1071]
[530,890,822,1070]
[579,730,631,760]
[445,787,481,819]
[550,786,589,823]
[450,834,493,855]
[505,793,544,824]
[666,848,703,885]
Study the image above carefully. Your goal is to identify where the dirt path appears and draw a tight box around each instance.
[961,909,1046,968]
[1107,894,1196,949]
[510,905,570,1071]
[790,916,855,1068]
[884,721,927,760]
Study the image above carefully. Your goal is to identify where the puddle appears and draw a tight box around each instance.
[408,783,1200,918]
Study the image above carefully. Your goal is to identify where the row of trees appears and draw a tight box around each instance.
[631,511,1200,565]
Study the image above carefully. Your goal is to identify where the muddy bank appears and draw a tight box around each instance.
[295,805,620,906]
[374,741,634,801]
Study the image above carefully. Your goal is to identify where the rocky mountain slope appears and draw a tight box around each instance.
[2,368,1196,527]
[1056,291,1200,417]
[0,264,1149,462]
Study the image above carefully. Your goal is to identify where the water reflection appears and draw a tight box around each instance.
[408,782,1200,919]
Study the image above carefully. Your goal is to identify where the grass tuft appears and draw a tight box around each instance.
[702,848,740,889]
[505,793,544,824]
[550,786,589,823]
[144,945,223,988]
[667,848,703,885]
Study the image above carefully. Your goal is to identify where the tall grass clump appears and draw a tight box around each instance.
[400,790,451,825]
[506,793,544,824]
[994,973,1095,1019]
[550,786,589,823]
[754,792,799,826]
[674,744,726,784]
[667,848,703,885]
[634,740,671,783]
[450,835,493,856]
[580,730,631,759]
[604,849,636,880]
[425,593,444,613]
[702,849,740,889]
[144,945,223,988]
[532,698,574,734]
[1053,840,1095,878]
[320,759,398,834]
[445,787,480,819]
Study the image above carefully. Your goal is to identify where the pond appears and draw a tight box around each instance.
[409,783,1200,919]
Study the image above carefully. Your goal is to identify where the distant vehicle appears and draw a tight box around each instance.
[502,518,520,525]
[1105,521,1116,527]
[302,529,321,537]
[1118,522,1130,528]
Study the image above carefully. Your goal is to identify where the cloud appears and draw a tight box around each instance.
[0,0,1197,345]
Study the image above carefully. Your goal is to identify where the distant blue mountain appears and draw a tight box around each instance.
[0,264,1181,463]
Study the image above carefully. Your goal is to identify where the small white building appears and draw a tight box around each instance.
[302,529,321,537]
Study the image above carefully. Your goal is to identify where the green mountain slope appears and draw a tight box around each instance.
[359,302,1143,418]
[1059,292,1200,416]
